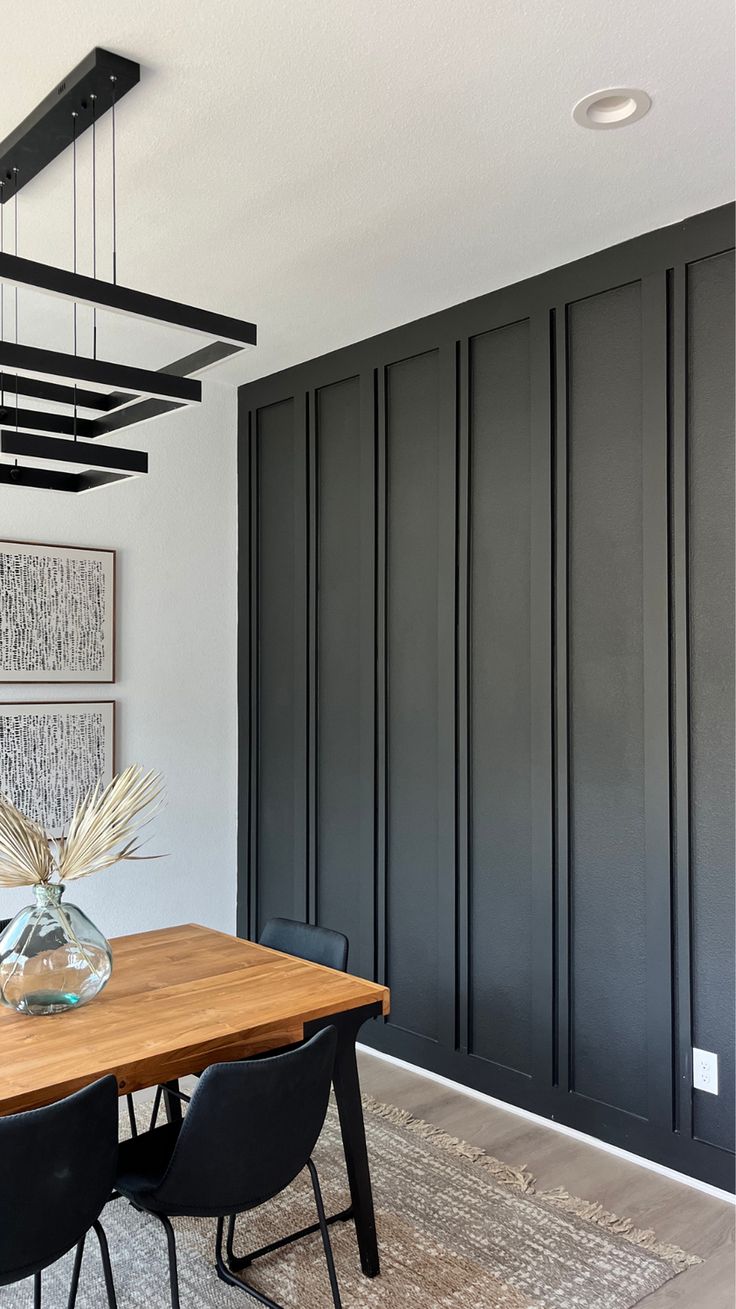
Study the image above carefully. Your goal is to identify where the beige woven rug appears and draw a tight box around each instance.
[3,1096,699,1308]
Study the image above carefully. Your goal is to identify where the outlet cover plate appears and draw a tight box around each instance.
[693,1047,719,1095]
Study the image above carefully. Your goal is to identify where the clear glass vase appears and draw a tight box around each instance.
[0,884,113,1016]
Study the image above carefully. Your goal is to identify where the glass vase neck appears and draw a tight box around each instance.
[33,882,65,908]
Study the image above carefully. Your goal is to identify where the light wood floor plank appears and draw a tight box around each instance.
[357,1049,735,1308]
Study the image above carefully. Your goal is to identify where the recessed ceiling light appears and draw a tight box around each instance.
[573,87,651,130]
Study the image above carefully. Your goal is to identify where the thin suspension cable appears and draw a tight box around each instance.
[91,93,97,359]
[111,76,118,285]
[72,112,78,439]
[13,174,18,439]
[0,182,4,410]
[13,173,18,343]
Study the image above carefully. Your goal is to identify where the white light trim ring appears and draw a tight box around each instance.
[573,88,652,130]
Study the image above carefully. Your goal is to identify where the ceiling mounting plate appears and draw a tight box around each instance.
[0,47,140,204]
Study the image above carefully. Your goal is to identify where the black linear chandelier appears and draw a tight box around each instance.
[0,48,256,493]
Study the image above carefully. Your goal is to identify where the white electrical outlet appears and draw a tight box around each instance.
[692,1048,719,1095]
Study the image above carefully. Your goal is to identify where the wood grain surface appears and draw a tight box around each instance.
[0,923,389,1115]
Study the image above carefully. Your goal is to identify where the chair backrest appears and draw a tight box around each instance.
[259,917,349,972]
[0,1076,118,1286]
[149,1027,337,1217]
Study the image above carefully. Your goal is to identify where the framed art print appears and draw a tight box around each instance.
[0,540,115,683]
[0,701,115,836]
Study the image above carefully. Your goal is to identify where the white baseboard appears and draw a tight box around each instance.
[357,1043,736,1205]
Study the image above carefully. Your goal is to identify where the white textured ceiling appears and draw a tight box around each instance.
[2,0,734,386]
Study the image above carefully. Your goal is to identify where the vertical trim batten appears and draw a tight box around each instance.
[669,262,694,1137]
[530,307,555,1084]
[641,271,675,1128]
[553,305,571,1092]
[374,365,388,989]
[236,397,251,939]
[306,389,319,924]
[293,394,309,921]
[437,339,459,1050]
[455,336,471,1054]
[248,407,260,938]
[359,369,378,979]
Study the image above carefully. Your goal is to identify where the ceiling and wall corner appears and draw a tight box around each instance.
[1,0,733,387]
[0,2,732,936]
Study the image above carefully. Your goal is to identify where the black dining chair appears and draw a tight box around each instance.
[115,1027,342,1309]
[223,917,354,1268]
[145,917,349,1135]
[259,918,349,973]
[0,1076,119,1308]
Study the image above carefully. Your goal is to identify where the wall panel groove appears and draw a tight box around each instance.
[567,278,650,1119]
[467,317,536,1077]
[239,204,735,1189]
[312,374,376,979]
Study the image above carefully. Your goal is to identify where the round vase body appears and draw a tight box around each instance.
[0,884,113,1016]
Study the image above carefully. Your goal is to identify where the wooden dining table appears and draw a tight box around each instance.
[0,922,391,1279]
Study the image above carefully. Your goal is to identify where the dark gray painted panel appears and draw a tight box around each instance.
[386,350,443,1040]
[688,251,736,1150]
[256,397,306,931]
[568,283,648,1116]
[316,376,372,980]
[239,205,736,1190]
[468,320,534,1074]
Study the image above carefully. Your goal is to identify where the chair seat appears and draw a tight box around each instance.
[117,1121,182,1207]
[117,1118,282,1219]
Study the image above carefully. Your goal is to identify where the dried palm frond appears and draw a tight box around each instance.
[56,765,164,883]
[0,765,164,889]
[0,796,53,887]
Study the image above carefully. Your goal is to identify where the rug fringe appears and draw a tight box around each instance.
[362,1094,535,1192]
[361,1094,702,1274]
[540,1189,702,1273]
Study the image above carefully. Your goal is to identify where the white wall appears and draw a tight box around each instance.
[0,384,238,939]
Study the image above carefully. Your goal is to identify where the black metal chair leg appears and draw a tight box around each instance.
[33,1271,41,1309]
[126,1093,138,1138]
[92,1220,118,1309]
[214,1217,283,1309]
[154,1212,181,1309]
[227,1204,353,1272]
[226,1213,240,1266]
[307,1160,343,1309]
[67,1235,86,1309]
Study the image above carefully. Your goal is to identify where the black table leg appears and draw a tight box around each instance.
[163,1080,183,1125]
[306,1003,381,1278]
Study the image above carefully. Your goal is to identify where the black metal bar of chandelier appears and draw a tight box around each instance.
[0,429,148,476]
[0,463,129,493]
[0,48,257,493]
[0,339,202,406]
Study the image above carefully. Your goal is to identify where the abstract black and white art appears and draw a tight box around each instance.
[0,702,115,835]
[0,541,115,683]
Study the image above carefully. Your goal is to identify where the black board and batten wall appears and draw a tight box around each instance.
[237,204,735,1190]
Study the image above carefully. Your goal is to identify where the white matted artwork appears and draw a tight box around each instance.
[0,540,115,683]
[0,702,115,836]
